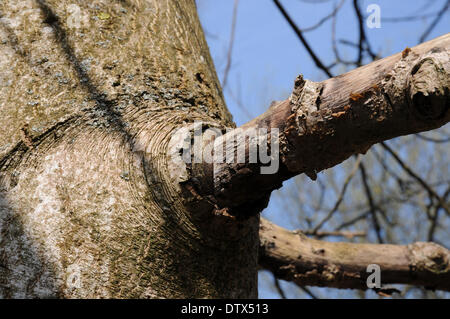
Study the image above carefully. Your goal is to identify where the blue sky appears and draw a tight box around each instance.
[197,0,449,299]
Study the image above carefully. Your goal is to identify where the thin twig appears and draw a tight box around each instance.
[273,276,287,299]
[382,11,442,22]
[381,141,450,216]
[353,0,364,66]
[300,0,345,32]
[428,186,450,241]
[419,0,450,43]
[352,0,377,64]
[222,0,239,89]
[336,211,370,230]
[359,162,384,243]
[416,133,450,143]
[331,3,355,67]
[273,0,333,77]
[300,286,318,299]
[312,155,362,233]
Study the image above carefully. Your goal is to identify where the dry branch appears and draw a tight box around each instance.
[194,34,450,216]
[259,218,450,291]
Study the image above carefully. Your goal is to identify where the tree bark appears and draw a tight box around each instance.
[0,0,257,298]
[0,0,448,298]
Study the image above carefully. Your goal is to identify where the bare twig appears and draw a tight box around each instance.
[273,275,287,299]
[428,186,450,241]
[359,162,384,243]
[222,0,239,89]
[299,286,318,299]
[312,155,362,233]
[416,133,450,143]
[381,141,450,216]
[336,211,370,230]
[419,0,450,43]
[352,0,377,64]
[273,0,333,77]
[300,0,345,32]
[331,4,355,67]
[382,11,442,23]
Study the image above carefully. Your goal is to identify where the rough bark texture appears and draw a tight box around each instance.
[259,219,450,291]
[204,34,449,213]
[0,0,258,298]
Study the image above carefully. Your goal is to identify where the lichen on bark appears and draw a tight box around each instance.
[0,0,258,298]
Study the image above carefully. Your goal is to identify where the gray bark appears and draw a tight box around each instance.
[0,0,257,298]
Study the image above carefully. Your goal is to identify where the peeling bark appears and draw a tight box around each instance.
[259,219,450,291]
[198,34,450,214]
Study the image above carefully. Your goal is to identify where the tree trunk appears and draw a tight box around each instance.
[0,0,258,298]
